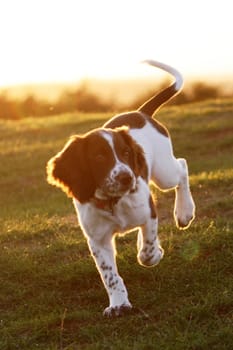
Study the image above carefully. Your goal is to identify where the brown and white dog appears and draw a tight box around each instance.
[46,60,195,317]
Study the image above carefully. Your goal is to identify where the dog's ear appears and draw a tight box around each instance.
[46,136,95,203]
[118,128,148,181]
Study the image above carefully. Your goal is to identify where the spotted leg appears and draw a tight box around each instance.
[137,196,164,267]
[87,235,132,317]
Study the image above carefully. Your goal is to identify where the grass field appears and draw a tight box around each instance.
[0,99,233,350]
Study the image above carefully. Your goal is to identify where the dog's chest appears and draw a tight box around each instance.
[113,186,150,230]
[75,178,151,239]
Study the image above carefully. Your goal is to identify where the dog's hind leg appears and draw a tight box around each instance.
[152,152,195,229]
[152,156,195,230]
[173,158,195,229]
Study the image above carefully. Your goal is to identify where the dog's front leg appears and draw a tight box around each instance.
[87,235,132,317]
[137,202,164,267]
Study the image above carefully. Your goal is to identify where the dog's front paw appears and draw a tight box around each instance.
[103,303,132,317]
[138,246,164,267]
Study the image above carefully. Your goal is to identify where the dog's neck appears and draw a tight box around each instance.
[91,195,121,214]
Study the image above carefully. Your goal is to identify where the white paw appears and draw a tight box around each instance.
[174,197,195,230]
[175,213,195,229]
[138,246,164,267]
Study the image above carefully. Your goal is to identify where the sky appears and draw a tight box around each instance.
[0,0,232,87]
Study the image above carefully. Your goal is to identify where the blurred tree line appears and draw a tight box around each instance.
[0,80,231,120]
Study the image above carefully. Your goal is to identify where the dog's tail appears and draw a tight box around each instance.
[138,60,183,117]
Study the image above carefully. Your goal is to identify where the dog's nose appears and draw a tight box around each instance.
[116,172,133,186]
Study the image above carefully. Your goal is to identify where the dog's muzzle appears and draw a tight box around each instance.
[101,169,136,197]
[115,171,133,189]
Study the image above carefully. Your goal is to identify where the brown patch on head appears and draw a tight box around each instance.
[113,127,148,181]
[46,129,116,203]
[46,126,149,203]
[47,135,94,202]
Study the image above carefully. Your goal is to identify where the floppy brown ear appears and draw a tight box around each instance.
[46,136,96,203]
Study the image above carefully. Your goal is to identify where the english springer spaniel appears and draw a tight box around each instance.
[46,60,195,317]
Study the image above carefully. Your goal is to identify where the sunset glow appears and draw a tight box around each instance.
[0,0,232,87]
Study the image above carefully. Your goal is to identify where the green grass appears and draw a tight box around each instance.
[0,99,233,350]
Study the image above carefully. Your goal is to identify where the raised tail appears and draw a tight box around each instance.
[138,60,183,117]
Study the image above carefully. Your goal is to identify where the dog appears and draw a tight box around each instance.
[46,60,195,317]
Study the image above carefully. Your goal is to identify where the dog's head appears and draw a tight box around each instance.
[47,127,148,203]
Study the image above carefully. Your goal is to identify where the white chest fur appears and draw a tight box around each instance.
[74,177,151,240]
[113,178,151,231]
